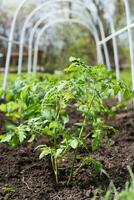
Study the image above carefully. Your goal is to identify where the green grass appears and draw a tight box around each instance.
[104,167,134,200]
[0,72,67,87]
[120,69,132,87]
[0,74,17,86]
[92,167,134,200]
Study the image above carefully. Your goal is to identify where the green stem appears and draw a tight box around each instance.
[67,117,86,185]
[67,94,95,185]
[67,147,78,185]
[54,158,58,184]
[51,156,58,184]
[52,104,61,184]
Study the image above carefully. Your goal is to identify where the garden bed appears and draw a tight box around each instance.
[0,108,134,200]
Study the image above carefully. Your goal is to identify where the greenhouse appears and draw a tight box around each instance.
[0,0,134,199]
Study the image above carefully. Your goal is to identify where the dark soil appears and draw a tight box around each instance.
[0,108,134,200]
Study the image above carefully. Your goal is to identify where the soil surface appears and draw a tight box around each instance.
[0,108,134,200]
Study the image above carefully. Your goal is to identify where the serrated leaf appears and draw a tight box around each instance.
[55,148,64,158]
[0,104,7,112]
[1,134,13,143]
[39,146,52,159]
[18,130,26,143]
[0,88,4,98]
[28,134,36,143]
[69,138,78,149]
[6,102,19,113]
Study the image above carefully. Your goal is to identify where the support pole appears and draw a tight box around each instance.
[3,0,26,90]
[124,0,134,93]
[98,18,111,70]
[109,17,121,101]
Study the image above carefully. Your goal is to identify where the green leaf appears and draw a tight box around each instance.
[42,109,54,120]
[6,102,19,113]
[0,104,7,112]
[5,92,12,102]
[1,134,13,143]
[28,134,36,143]
[62,115,69,125]
[18,130,26,143]
[38,146,52,159]
[69,138,78,149]
[16,125,27,143]
[55,148,64,158]
[49,121,59,129]
[42,127,54,137]
[57,81,68,92]
[83,157,102,173]
[0,88,4,98]
[92,129,101,151]
[2,187,15,193]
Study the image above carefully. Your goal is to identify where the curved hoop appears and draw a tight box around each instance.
[18,0,106,73]
[3,0,26,90]
[3,0,105,89]
[33,19,97,73]
[24,9,95,73]
[18,0,94,72]
[27,10,101,73]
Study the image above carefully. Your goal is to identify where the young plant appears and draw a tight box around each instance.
[0,75,62,145]
[0,58,133,185]
[37,58,132,184]
[37,80,74,183]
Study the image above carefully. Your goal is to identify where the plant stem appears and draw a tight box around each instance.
[52,103,61,184]
[51,156,58,184]
[54,158,58,184]
[67,94,95,185]
[67,117,85,185]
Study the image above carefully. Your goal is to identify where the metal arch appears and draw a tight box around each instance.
[18,0,94,72]
[23,9,94,73]
[32,17,104,73]
[98,18,111,70]
[3,0,26,90]
[103,10,121,101]
[98,23,134,45]
[96,0,134,101]
[18,0,105,73]
[2,0,108,89]
[2,0,134,101]
[27,10,91,73]
[85,1,110,69]
[0,35,20,45]
[27,10,102,73]
[97,0,134,93]
[108,16,121,102]
[123,0,134,92]
[33,18,97,73]
[109,18,120,81]
[2,0,90,88]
